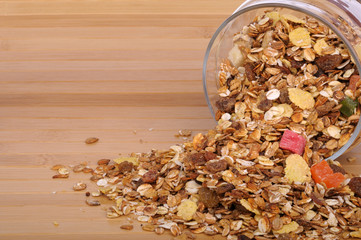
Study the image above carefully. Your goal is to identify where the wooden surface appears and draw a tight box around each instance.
[0,0,360,239]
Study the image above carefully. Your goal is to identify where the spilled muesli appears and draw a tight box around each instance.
[51,11,361,239]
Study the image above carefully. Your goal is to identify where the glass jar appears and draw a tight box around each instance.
[202,0,361,160]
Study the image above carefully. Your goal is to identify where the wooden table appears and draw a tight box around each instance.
[0,0,360,239]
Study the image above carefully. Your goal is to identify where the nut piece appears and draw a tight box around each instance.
[85,137,99,144]
[73,182,87,191]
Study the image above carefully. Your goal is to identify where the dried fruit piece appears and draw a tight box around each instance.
[215,97,236,113]
[288,88,315,110]
[315,54,343,71]
[310,160,333,184]
[349,177,361,197]
[245,63,256,81]
[118,161,134,173]
[97,159,110,165]
[340,96,358,117]
[177,199,198,221]
[289,28,311,47]
[142,170,158,183]
[310,160,345,188]
[284,154,311,184]
[205,159,228,173]
[258,93,273,112]
[279,130,306,155]
[322,172,345,188]
[198,187,219,208]
[85,137,99,144]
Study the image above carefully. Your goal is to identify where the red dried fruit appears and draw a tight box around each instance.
[215,97,236,112]
[310,160,345,188]
[198,187,219,208]
[349,177,361,197]
[322,172,345,188]
[205,159,228,173]
[142,169,158,183]
[315,54,343,71]
[310,160,333,184]
[279,130,306,155]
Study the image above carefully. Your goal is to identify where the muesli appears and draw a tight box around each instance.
[52,11,361,240]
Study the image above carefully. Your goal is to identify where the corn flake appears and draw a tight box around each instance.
[289,28,311,47]
[288,88,315,109]
[114,157,139,166]
[314,39,329,55]
[273,221,299,234]
[281,14,305,24]
[177,199,197,221]
[266,11,280,26]
[240,199,260,215]
[285,154,311,184]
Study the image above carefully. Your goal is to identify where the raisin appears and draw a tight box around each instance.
[158,195,168,204]
[316,101,336,117]
[238,235,252,240]
[204,151,218,161]
[315,54,343,71]
[205,160,228,173]
[310,192,325,206]
[328,163,346,175]
[258,76,267,84]
[276,65,291,74]
[215,97,236,113]
[142,169,158,183]
[231,121,241,129]
[118,161,134,173]
[216,183,235,194]
[257,93,273,111]
[245,63,256,81]
[291,59,305,70]
[188,152,207,166]
[349,177,361,197]
[279,88,291,104]
[198,187,219,208]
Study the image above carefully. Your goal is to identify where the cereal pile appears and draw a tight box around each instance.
[52,11,361,240]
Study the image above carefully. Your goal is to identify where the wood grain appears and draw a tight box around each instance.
[0,0,360,239]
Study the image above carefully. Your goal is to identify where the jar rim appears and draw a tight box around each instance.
[202,2,361,161]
